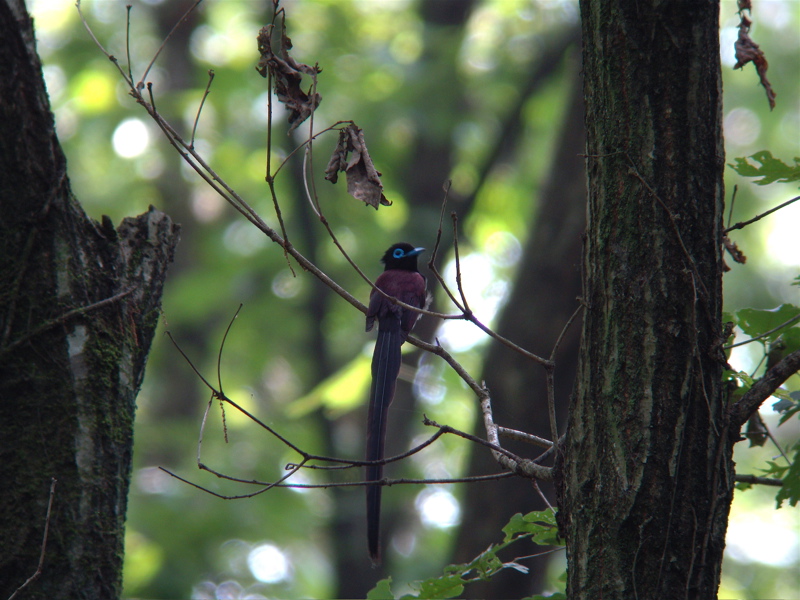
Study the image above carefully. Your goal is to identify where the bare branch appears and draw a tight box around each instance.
[498,426,553,449]
[734,474,783,487]
[424,414,553,481]
[478,395,554,481]
[729,349,800,428]
[725,195,800,233]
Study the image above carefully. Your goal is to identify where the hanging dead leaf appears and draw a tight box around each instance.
[325,124,391,209]
[733,14,776,110]
[256,22,322,132]
[723,235,746,265]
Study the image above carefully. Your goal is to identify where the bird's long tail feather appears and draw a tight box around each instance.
[366,323,402,565]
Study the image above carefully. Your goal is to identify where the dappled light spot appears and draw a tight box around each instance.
[113,118,151,158]
[248,543,290,584]
[416,487,461,529]
[724,107,761,148]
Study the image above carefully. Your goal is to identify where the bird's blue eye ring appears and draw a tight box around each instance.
[393,248,404,258]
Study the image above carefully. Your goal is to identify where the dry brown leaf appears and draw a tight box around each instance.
[733,13,776,110]
[256,23,322,132]
[723,235,747,264]
[325,124,391,209]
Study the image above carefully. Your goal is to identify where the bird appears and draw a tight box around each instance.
[365,242,427,565]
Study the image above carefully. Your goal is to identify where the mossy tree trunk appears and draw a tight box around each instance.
[0,2,179,598]
[559,1,731,598]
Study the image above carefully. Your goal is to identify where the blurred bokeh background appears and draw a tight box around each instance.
[27,0,799,598]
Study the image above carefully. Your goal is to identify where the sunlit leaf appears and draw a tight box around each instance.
[728,151,800,185]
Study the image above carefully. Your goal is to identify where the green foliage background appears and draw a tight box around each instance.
[27,0,800,598]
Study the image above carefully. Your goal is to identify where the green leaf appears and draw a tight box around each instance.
[376,511,564,599]
[367,577,395,600]
[776,441,800,508]
[733,304,800,346]
[400,574,465,599]
[761,460,789,480]
[728,151,800,186]
[502,510,560,545]
[774,392,800,426]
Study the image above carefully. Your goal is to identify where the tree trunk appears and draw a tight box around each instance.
[559,1,730,598]
[0,2,179,598]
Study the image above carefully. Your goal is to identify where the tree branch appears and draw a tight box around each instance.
[734,474,783,487]
[729,349,800,428]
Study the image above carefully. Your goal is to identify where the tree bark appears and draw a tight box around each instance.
[0,2,179,598]
[559,1,730,598]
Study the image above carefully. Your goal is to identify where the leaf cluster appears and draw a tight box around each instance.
[367,511,564,600]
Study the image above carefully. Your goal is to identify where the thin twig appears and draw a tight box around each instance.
[160,465,516,499]
[451,213,471,313]
[725,312,800,349]
[464,313,554,368]
[216,304,242,396]
[8,478,57,600]
[166,331,217,392]
[147,82,157,113]
[272,121,354,179]
[724,195,800,233]
[196,393,215,466]
[545,366,558,442]
[726,185,737,229]
[550,303,584,361]
[1,288,135,356]
[76,1,132,86]
[288,429,447,470]
[428,180,452,268]
[190,70,215,149]
[125,4,133,83]
[532,479,555,512]
[302,71,322,216]
[137,0,204,89]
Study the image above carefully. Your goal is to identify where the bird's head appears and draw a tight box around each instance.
[381,242,425,271]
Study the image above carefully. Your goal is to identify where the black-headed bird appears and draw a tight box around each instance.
[364,242,427,564]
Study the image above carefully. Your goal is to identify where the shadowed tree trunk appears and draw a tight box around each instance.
[559,1,730,597]
[0,2,179,598]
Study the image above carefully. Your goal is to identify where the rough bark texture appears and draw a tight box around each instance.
[0,2,179,598]
[559,1,732,599]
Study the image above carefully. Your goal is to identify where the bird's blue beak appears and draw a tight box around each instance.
[408,247,425,257]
